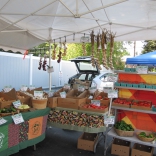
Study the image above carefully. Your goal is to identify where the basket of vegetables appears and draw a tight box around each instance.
[137,131,155,142]
[0,106,18,117]
[114,120,134,137]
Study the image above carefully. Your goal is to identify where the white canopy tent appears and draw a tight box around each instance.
[0,0,156,91]
[0,0,156,52]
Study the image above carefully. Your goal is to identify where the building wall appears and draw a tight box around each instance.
[0,52,77,91]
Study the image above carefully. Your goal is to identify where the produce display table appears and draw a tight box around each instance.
[0,107,50,156]
[48,107,107,133]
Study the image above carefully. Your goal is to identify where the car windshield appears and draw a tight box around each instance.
[76,62,97,71]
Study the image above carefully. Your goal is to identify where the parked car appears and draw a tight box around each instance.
[68,56,100,85]
[91,72,114,91]
[68,56,113,90]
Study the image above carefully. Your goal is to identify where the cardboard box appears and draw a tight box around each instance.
[111,138,130,156]
[131,143,154,156]
[16,91,31,106]
[131,100,152,110]
[73,80,91,90]
[77,132,98,152]
[0,92,16,109]
[79,105,108,113]
[66,89,82,98]
[3,88,17,100]
[47,97,58,108]
[27,87,43,95]
[53,87,70,97]
[93,91,108,100]
[57,97,86,109]
[112,98,133,108]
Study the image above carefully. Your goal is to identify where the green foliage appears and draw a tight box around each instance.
[142,40,156,54]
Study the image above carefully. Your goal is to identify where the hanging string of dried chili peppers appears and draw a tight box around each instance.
[90,30,96,67]
[52,42,57,60]
[101,31,109,70]
[96,33,102,70]
[109,32,115,70]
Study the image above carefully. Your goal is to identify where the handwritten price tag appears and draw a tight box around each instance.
[64,84,71,90]
[12,100,21,108]
[0,118,7,125]
[107,73,118,82]
[136,66,148,74]
[108,90,118,98]
[12,113,24,125]
[91,100,100,106]
[34,91,43,97]
[78,85,85,92]
[60,91,66,98]
[104,115,115,125]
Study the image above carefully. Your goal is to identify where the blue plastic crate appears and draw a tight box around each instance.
[132,84,139,88]
[130,68,136,72]
[146,85,152,89]
[124,68,131,72]
[152,85,156,89]
[120,82,127,87]
[139,84,146,88]
[115,82,121,86]
[127,83,133,87]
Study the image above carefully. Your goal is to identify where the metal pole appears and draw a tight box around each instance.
[49,42,52,91]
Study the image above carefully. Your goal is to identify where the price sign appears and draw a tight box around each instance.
[34,91,43,97]
[103,87,113,93]
[108,90,118,98]
[107,73,118,82]
[89,87,96,94]
[12,113,24,125]
[0,118,7,125]
[64,84,71,90]
[91,100,100,106]
[21,85,28,91]
[29,85,35,90]
[3,85,12,92]
[60,91,66,98]
[104,115,115,125]
[13,100,21,108]
[78,85,85,92]
[136,66,148,74]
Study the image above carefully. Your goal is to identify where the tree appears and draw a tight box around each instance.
[142,40,156,54]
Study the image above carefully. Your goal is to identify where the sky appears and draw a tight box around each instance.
[125,41,144,57]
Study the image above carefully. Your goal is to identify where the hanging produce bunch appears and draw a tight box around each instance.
[90,30,96,67]
[42,54,47,71]
[57,42,62,63]
[52,42,57,60]
[62,42,68,56]
[101,30,109,70]
[109,32,116,70]
[38,55,43,70]
[96,33,102,70]
[82,42,87,56]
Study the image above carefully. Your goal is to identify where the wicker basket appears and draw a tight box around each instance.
[0,111,18,117]
[114,128,134,137]
[137,131,155,142]
[32,99,47,109]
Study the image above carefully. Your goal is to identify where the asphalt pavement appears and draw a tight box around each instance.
[12,126,113,156]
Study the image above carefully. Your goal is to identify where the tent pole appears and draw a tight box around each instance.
[49,41,52,91]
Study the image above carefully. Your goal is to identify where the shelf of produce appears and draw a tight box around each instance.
[108,128,156,147]
[112,106,156,114]
[114,70,156,75]
[114,85,156,92]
